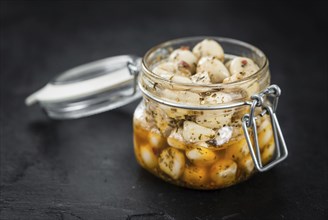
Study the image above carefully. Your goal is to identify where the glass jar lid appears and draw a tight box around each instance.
[25,55,142,119]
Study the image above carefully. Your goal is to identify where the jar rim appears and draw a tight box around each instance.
[141,36,268,88]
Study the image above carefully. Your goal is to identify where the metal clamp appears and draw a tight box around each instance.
[242,85,288,172]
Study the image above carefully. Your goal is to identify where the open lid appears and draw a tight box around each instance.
[25,55,142,119]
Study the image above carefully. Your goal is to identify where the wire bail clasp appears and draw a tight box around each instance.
[242,85,288,172]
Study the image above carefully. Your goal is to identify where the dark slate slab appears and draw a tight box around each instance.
[1,1,327,220]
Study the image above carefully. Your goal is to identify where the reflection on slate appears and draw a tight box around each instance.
[1,1,327,220]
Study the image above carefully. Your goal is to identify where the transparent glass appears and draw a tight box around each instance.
[133,37,274,189]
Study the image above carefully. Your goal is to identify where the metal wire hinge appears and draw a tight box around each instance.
[242,85,288,172]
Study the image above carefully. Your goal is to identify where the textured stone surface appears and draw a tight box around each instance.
[1,2,327,219]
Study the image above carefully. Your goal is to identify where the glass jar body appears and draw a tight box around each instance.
[133,37,274,189]
[133,98,274,189]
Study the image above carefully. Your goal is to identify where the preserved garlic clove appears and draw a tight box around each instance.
[153,70,174,80]
[190,71,211,84]
[167,128,186,150]
[159,147,185,179]
[160,105,192,120]
[197,56,230,83]
[151,107,173,137]
[152,62,175,79]
[243,81,260,97]
[140,145,158,169]
[170,75,192,84]
[210,159,237,185]
[148,128,165,149]
[182,121,216,143]
[191,141,210,149]
[193,141,228,151]
[192,39,224,61]
[161,89,201,105]
[201,92,233,105]
[185,146,217,166]
[197,93,235,128]
[258,123,273,151]
[222,74,241,83]
[257,116,270,132]
[182,165,208,186]
[169,48,197,73]
[228,57,260,77]
[196,110,233,129]
[209,126,233,146]
[134,139,143,165]
[261,140,275,165]
[239,155,255,174]
[153,61,191,78]
[225,138,250,162]
[133,102,155,130]
[223,79,260,98]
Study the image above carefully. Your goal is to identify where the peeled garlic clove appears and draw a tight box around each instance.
[159,147,185,179]
[210,126,233,146]
[201,91,233,105]
[160,105,191,120]
[140,145,158,169]
[258,116,270,132]
[225,138,250,161]
[176,61,193,76]
[161,89,201,105]
[182,121,216,143]
[152,62,175,79]
[239,155,255,174]
[223,79,260,97]
[223,57,260,83]
[191,141,210,149]
[182,165,208,186]
[197,56,230,83]
[153,70,174,80]
[258,122,273,150]
[229,57,260,77]
[151,107,173,137]
[153,61,191,77]
[192,39,224,61]
[196,110,233,129]
[170,75,192,84]
[261,140,275,165]
[222,74,241,83]
[190,71,211,84]
[133,102,155,130]
[230,126,244,141]
[197,93,234,129]
[148,128,165,149]
[219,131,244,149]
[134,136,143,164]
[167,128,186,150]
[194,141,227,152]
[153,62,176,72]
[210,159,237,185]
[169,48,197,73]
[186,146,217,166]
[160,106,185,120]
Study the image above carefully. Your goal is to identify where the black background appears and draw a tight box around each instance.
[1,1,327,219]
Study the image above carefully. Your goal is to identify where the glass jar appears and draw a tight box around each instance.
[26,36,288,190]
[133,37,288,189]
